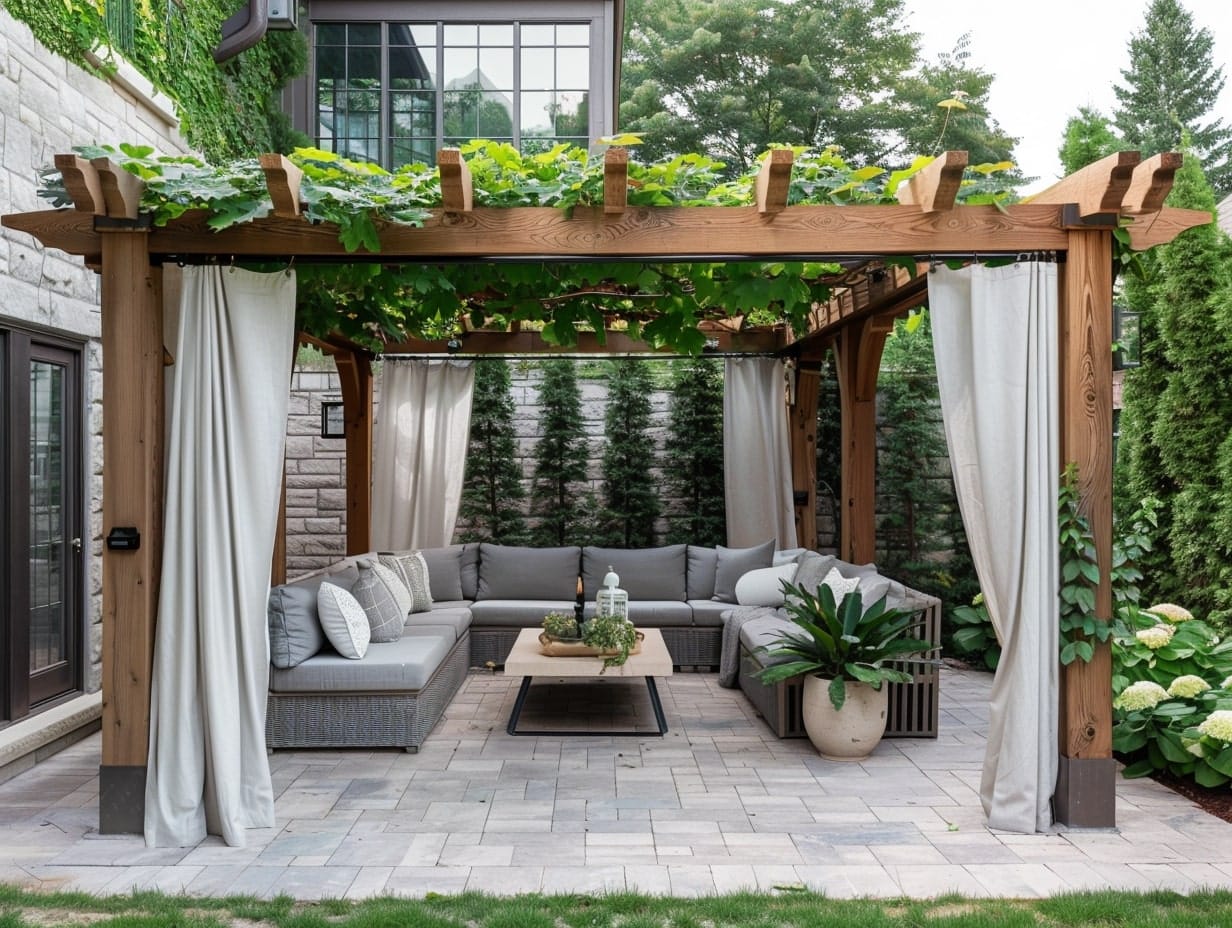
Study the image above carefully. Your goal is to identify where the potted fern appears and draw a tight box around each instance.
[755,580,931,759]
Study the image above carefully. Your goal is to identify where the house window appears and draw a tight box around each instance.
[315,20,592,168]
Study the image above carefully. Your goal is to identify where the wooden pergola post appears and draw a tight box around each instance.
[789,361,823,550]
[1054,228,1116,826]
[834,317,893,564]
[98,224,164,834]
[334,348,373,556]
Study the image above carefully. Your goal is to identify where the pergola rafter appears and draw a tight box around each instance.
[2,146,1210,836]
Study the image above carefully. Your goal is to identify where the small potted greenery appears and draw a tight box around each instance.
[755,580,931,759]
[539,611,640,670]
[541,611,581,641]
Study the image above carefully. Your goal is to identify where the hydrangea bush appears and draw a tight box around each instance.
[1112,602,1232,786]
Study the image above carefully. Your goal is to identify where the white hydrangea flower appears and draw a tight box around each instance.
[1221,675,1232,691]
[1114,681,1170,711]
[1198,710,1232,743]
[1168,675,1212,699]
[1147,603,1193,624]
[1135,624,1175,650]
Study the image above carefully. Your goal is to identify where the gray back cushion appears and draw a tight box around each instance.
[420,545,466,601]
[476,544,581,600]
[713,540,776,603]
[582,545,687,601]
[686,545,718,600]
[267,578,327,669]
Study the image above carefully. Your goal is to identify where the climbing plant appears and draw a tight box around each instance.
[5,0,306,160]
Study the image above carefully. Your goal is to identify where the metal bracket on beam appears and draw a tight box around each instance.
[94,215,153,231]
[1060,205,1119,229]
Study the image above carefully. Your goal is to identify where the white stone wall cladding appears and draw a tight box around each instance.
[1,9,190,698]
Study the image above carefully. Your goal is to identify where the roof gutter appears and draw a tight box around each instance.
[213,0,269,63]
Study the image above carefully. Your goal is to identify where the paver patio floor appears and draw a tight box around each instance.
[3,666,1232,898]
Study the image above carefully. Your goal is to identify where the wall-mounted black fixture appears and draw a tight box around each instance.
[320,400,345,439]
[106,527,141,551]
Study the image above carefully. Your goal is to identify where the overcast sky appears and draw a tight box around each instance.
[905,0,1232,192]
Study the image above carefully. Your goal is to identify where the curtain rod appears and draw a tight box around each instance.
[377,351,776,361]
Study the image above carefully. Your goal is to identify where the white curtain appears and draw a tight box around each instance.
[372,358,475,550]
[723,357,797,549]
[145,266,296,847]
[930,262,1059,833]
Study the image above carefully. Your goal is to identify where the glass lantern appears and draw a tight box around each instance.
[596,566,629,621]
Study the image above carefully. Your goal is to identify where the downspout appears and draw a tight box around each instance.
[213,0,269,63]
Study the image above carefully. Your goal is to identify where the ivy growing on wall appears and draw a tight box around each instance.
[4,0,306,159]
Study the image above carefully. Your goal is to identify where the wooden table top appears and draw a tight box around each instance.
[504,627,673,678]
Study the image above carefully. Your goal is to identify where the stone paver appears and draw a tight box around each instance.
[3,666,1232,898]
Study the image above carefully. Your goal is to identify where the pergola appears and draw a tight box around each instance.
[2,146,1208,835]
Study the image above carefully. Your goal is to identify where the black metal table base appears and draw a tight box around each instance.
[506,675,668,736]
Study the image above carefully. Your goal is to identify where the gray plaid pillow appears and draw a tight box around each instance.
[351,561,407,642]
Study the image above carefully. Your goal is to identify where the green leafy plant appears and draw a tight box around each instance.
[754,583,931,710]
[541,611,580,641]
[949,594,1001,671]
[581,613,638,670]
[1058,463,1115,664]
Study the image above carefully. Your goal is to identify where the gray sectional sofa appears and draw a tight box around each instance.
[263,541,941,751]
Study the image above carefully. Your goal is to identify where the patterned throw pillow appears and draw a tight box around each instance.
[821,567,860,605]
[316,582,371,659]
[351,559,409,642]
[379,551,433,612]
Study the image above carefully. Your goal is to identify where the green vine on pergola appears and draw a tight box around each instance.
[40,138,1021,353]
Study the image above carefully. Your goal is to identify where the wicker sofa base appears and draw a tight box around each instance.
[266,631,470,751]
[736,596,943,739]
[470,625,721,670]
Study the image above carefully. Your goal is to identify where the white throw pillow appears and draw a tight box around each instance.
[772,547,806,567]
[821,567,860,605]
[735,563,799,607]
[317,581,371,659]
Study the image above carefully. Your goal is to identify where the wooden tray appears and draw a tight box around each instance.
[538,630,644,658]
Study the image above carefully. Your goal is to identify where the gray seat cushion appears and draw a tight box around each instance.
[713,540,776,603]
[583,600,692,627]
[407,605,472,642]
[738,613,796,663]
[469,599,578,627]
[582,545,687,601]
[476,544,581,600]
[688,599,733,628]
[270,633,453,693]
[686,545,718,600]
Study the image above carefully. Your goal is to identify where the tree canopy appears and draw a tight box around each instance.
[1114,0,1231,195]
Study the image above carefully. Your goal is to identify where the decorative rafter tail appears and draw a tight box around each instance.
[259,154,303,218]
[896,150,967,213]
[1029,150,1141,219]
[755,149,794,215]
[438,148,473,213]
[89,157,143,220]
[603,147,628,215]
[1123,152,1183,214]
[54,154,105,215]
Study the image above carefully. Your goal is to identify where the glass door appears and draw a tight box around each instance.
[3,332,82,720]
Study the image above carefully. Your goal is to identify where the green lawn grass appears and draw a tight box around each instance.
[2,887,1232,928]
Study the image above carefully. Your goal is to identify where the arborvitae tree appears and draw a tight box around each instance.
[663,357,725,546]
[456,359,528,544]
[1058,106,1121,176]
[1113,0,1231,195]
[1119,154,1232,624]
[875,315,978,609]
[528,359,590,546]
[597,361,661,547]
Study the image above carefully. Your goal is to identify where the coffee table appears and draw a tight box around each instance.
[504,626,673,736]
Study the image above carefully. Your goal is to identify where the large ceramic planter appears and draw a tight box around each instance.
[801,675,889,760]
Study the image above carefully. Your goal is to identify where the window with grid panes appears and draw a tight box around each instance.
[315,20,592,168]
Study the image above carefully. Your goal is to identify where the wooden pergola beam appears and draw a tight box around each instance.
[91,158,144,220]
[755,149,794,214]
[896,151,967,213]
[604,147,628,214]
[438,148,473,213]
[259,154,303,218]
[53,154,105,215]
[1123,152,1183,214]
[1030,150,1141,219]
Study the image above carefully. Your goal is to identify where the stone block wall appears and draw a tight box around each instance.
[0,10,189,697]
